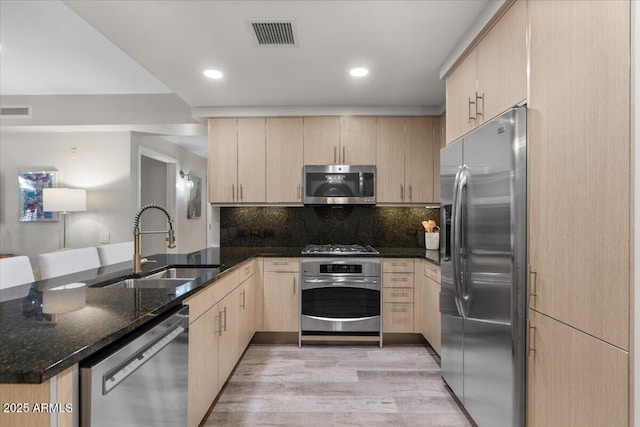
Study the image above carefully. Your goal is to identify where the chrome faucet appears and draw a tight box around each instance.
[133,204,176,275]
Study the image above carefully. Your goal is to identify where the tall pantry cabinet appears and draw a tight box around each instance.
[527,1,631,425]
[444,0,632,425]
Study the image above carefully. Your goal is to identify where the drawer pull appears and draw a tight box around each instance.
[273,261,289,265]
[392,308,408,313]
[391,277,408,282]
[391,262,407,266]
[392,292,408,297]
[529,325,537,355]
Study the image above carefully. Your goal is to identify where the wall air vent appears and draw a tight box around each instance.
[0,105,32,118]
[249,20,297,46]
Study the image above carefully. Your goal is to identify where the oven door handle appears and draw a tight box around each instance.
[303,314,380,323]
[301,278,380,291]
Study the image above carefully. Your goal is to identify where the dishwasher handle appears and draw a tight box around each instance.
[103,324,184,395]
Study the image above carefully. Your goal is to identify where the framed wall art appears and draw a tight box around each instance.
[19,170,59,222]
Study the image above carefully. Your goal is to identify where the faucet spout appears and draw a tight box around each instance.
[133,204,176,275]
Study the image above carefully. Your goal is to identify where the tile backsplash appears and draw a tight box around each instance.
[220,206,440,247]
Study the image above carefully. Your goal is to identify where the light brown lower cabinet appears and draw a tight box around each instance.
[188,305,220,427]
[0,365,76,427]
[527,309,629,427]
[218,287,242,389]
[262,271,299,332]
[415,260,441,354]
[383,302,414,332]
[423,275,441,355]
[186,259,259,427]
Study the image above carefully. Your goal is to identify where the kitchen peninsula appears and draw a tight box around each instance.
[0,246,439,427]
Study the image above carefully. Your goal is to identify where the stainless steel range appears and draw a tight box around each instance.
[300,244,382,346]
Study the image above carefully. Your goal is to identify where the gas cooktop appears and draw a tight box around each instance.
[301,244,380,255]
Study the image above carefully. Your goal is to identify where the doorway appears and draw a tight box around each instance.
[139,148,177,256]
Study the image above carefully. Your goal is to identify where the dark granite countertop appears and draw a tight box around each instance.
[0,248,223,384]
[0,246,437,384]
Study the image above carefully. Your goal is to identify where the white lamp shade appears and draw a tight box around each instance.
[43,188,86,213]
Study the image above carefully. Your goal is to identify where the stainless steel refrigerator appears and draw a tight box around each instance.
[440,106,527,427]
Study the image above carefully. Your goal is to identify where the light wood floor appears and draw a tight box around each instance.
[204,344,473,426]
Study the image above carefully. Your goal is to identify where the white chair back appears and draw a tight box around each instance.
[97,241,133,266]
[38,247,101,280]
[0,256,35,289]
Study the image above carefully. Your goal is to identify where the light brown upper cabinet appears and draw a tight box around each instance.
[208,117,266,204]
[445,0,526,144]
[376,117,405,204]
[376,117,435,204]
[433,113,446,202]
[404,117,434,203]
[266,118,304,204]
[303,116,376,165]
[208,118,237,204]
[528,0,630,350]
[339,116,377,164]
[303,116,340,165]
[446,50,478,144]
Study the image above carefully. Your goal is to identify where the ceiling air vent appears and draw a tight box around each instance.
[0,105,32,118]
[250,20,296,46]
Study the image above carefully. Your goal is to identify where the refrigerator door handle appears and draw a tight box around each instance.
[458,166,470,304]
[451,165,465,318]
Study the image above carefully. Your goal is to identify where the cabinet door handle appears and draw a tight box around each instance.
[529,265,538,303]
[292,276,297,295]
[240,290,246,309]
[215,312,222,336]
[297,184,301,200]
[468,97,477,123]
[400,184,404,201]
[334,146,337,163]
[222,307,227,332]
[240,184,244,201]
[342,146,346,164]
[529,324,537,355]
[231,184,235,202]
[476,92,484,119]
[409,185,413,201]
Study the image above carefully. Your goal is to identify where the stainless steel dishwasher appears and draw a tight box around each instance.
[80,306,189,426]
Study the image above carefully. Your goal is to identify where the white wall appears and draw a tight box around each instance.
[0,131,132,259]
[130,133,209,254]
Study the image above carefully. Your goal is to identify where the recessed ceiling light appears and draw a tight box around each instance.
[203,69,224,79]
[350,67,369,77]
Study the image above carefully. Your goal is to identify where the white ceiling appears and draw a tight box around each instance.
[0,0,170,95]
[0,0,491,156]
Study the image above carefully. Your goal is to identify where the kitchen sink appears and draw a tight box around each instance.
[93,266,220,289]
[103,278,193,289]
[144,267,219,280]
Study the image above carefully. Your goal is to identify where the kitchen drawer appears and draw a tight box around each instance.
[383,287,414,303]
[264,258,299,272]
[423,261,441,283]
[383,272,414,288]
[383,258,415,273]
[238,259,256,283]
[383,302,414,333]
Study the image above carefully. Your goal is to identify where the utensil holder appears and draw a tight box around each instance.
[425,232,440,250]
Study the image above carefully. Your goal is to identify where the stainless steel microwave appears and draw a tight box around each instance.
[303,165,376,205]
